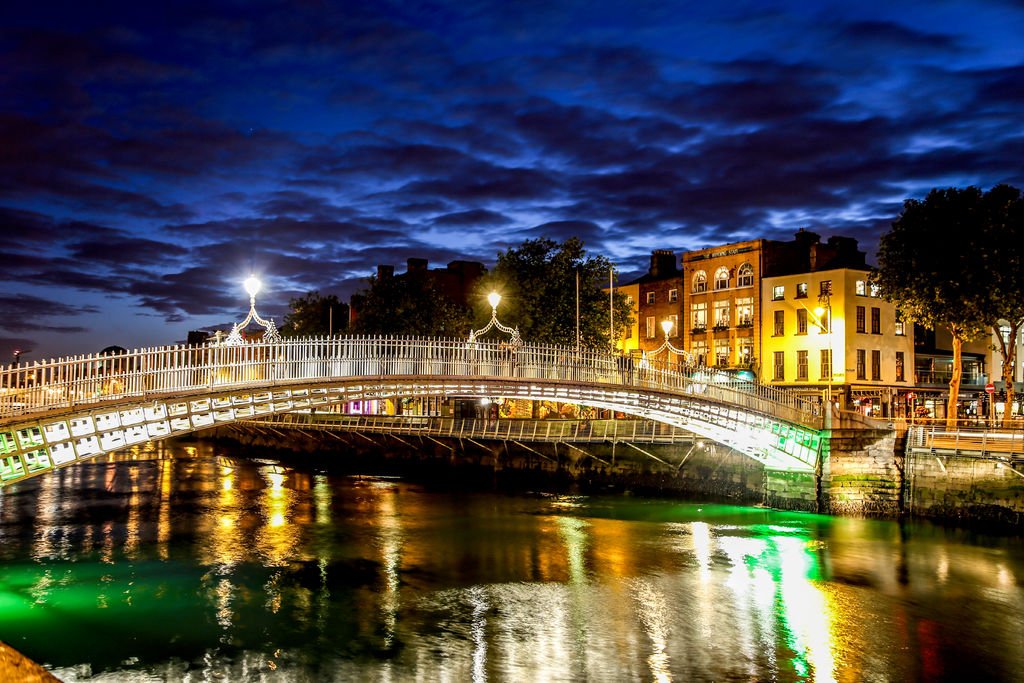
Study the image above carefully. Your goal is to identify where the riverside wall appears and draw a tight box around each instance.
[205,423,1024,526]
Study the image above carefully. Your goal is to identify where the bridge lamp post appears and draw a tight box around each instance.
[469,291,522,348]
[815,292,833,428]
[222,274,282,345]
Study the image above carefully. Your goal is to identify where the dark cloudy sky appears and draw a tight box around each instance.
[2,0,1023,360]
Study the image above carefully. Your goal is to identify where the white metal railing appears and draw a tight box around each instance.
[907,423,1024,456]
[258,413,699,444]
[0,336,820,427]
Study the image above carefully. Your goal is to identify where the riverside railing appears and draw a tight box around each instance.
[906,423,1024,456]
[0,336,820,427]
[257,413,700,444]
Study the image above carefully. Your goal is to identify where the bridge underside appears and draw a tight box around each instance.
[0,377,823,486]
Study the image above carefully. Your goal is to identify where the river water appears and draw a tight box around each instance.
[1,441,1023,682]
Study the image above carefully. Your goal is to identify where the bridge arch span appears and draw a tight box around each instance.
[1,338,823,485]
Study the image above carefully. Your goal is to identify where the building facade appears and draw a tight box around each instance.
[761,268,915,417]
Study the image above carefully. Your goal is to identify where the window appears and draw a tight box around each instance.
[773,351,785,380]
[869,283,880,297]
[691,302,707,331]
[736,297,753,327]
[646,316,656,339]
[667,314,678,337]
[692,340,708,365]
[796,282,808,299]
[896,351,905,381]
[714,266,730,290]
[856,349,866,380]
[796,309,808,335]
[855,280,867,296]
[871,307,880,334]
[820,280,832,296]
[646,291,655,304]
[692,271,707,293]
[895,311,905,336]
[714,338,729,365]
[871,349,881,380]
[772,285,785,300]
[820,349,832,382]
[668,288,678,303]
[856,306,866,333]
[625,325,632,339]
[773,310,784,336]
[713,300,730,328]
[738,335,754,365]
[797,350,808,380]
[737,263,754,287]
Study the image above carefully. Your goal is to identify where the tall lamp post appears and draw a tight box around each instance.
[223,274,282,345]
[814,292,833,427]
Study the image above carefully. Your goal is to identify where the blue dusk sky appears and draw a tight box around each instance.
[2,0,1023,360]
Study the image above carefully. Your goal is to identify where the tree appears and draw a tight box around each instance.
[477,237,634,348]
[282,291,348,337]
[979,185,1024,426]
[873,187,995,426]
[350,270,470,336]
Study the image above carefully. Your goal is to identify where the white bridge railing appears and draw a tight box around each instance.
[0,336,821,427]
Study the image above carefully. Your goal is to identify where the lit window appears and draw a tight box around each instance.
[667,314,678,337]
[692,271,707,293]
[820,280,832,296]
[735,297,753,327]
[713,300,730,328]
[869,283,880,297]
[773,310,784,336]
[714,267,730,290]
[896,351,905,381]
[855,280,867,296]
[692,340,707,365]
[737,263,754,287]
[772,285,785,300]
[895,310,905,336]
[646,316,656,338]
[691,302,707,331]
[796,282,808,299]
[714,338,729,365]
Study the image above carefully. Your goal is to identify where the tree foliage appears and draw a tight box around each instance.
[350,270,471,336]
[282,291,348,337]
[477,237,633,348]
[873,185,1024,425]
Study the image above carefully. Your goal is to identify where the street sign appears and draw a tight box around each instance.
[985,383,995,394]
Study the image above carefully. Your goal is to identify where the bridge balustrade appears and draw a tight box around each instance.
[0,336,820,428]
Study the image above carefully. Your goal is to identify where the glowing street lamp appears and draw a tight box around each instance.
[469,291,522,348]
[641,318,692,369]
[223,274,282,345]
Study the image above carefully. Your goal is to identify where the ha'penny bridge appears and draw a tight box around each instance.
[0,336,828,487]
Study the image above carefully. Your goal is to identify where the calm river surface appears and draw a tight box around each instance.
[1,441,1023,682]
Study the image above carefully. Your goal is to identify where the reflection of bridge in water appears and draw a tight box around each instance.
[1,336,825,486]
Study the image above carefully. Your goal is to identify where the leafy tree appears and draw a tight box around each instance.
[873,187,994,426]
[979,185,1024,425]
[283,291,348,337]
[350,270,471,336]
[477,237,634,348]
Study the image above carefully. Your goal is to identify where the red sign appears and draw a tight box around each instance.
[906,392,915,400]
[985,383,995,394]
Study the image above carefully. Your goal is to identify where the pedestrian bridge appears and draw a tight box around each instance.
[0,337,825,486]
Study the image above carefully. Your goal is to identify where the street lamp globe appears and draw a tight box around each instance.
[244,275,262,299]
[487,292,502,310]
[661,319,673,338]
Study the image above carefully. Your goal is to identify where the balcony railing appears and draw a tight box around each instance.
[713,322,730,331]
[691,325,707,334]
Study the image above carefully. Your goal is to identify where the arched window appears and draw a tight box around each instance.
[714,266,730,290]
[692,270,707,293]
[737,262,754,287]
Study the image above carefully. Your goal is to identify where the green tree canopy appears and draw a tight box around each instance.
[873,185,1022,425]
[477,237,633,348]
[282,291,348,337]
[350,270,471,336]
